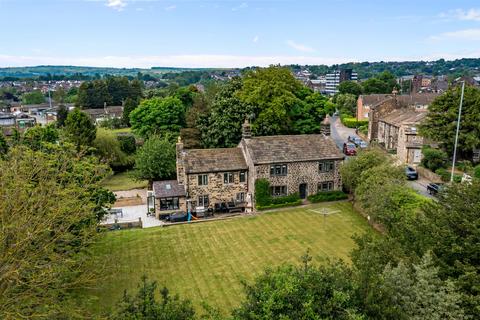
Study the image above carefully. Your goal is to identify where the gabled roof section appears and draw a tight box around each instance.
[184,148,248,174]
[380,109,427,127]
[243,134,344,165]
[153,180,186,198]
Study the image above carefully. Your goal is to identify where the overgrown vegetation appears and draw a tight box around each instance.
[254,178,301,210]
[307,190,348,203]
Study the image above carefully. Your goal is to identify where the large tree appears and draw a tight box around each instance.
[338,80,363,96]
[197,78,253,148]
[362,71,398,94]
[132,135,176,183]
[130,96,186,138]
[335,93,357,117]
[22,90,45,105]
[0,145,114,319]
[64,108,97,150]
[239,66,303,136]
[420,85,480,159]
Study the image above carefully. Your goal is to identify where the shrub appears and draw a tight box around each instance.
[436,168,462,183]
[358,124,368,135]
[270,193,300,205]
[421,147,448,172]
[117,133,136,155]
[341,116,368,129]
[254,179,301,209]
[307,191,348,203]
[475,165,480,179]
[254,179,271,207]
[256,200,302,211]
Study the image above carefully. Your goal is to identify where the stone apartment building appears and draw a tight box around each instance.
[153,120,344,217]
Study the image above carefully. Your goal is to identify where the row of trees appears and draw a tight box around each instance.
[76,76,143,108]
[338,71,399,96]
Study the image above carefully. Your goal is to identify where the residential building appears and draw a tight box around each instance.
[356,94,390,121]
[82,106,123,124]
[153,120,344,218]
[377,109,427,164]
[367,93,439,164]
[325,69,358,95]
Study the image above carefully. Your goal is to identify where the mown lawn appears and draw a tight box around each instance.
[86,202,373,316]
[101,172,147,191]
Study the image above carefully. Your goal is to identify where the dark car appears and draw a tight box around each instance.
[343,142,357,156]
[166,211,188,222]
[405,166,418,180]
[427,183,443,196]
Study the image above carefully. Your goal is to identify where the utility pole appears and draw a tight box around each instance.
[451,81,465,183]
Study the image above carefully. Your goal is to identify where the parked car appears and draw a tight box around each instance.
[166,211,188,222]
[358,141,368,148]
[405,166,418,180]
[343,142,357,156]
[426,183,443,196]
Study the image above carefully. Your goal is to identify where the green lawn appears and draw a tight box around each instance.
[101,172,148,191]
[87,202,373,315]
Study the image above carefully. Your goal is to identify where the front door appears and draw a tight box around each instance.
[299,183,307,199]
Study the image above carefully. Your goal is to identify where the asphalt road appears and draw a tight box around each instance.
[330,115,433,199]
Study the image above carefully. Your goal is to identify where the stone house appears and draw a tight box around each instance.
[367,93,438,142]
[356,94,390,121]
[377,108,427,164]
[153,120,344,217]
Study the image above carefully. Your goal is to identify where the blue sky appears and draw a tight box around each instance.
[1,0,480,67]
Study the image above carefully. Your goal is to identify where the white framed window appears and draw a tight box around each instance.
[198,174,208,186]
[318,181,334,192]
[270,186,287,197]
[223,172,234,184]
[270,164,288,176]
[319,161,334,173]
[198,195,209,207]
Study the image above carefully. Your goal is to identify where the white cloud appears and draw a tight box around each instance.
[430,28,480,41]
[106,0,127,11]
[286,40,315,53]
[454,8,480,21]
[165,5,176,11]
[232,2,248,11]
[253,35,259,43]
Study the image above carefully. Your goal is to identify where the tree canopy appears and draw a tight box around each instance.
[132,135,176,182]
[64,108,97,150]
[420,85,480,159]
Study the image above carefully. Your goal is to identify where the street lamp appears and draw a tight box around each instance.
[450,81,465,183]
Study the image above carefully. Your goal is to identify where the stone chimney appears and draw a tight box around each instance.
[242,118,252,139]
[320,115,331,136]
[176,136,186,185]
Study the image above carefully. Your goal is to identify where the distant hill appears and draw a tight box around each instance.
[0,65,222,79]
[1,58,479,80]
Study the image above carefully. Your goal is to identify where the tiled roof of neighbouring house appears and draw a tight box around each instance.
[184,148,248,174]
[380,109,427,127]
[153,180,186,198]
[243,134,344,164]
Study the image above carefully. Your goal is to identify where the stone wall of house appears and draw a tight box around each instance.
[397,126,424,164]
[154,197,187,218]
[254,160,343,197]
[186,171,248,209]
[368,98,397,141]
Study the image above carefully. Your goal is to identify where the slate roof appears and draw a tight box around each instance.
[360,94,391,106]
[369,93,439,110]
[380,109,427,127]
[153,180,186,198]
[184,148,248,174]
[243,134,344,165]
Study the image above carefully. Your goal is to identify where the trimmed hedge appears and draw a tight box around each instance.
[257,200,302,211]
[307,191,348,203]
[341,116,368,129]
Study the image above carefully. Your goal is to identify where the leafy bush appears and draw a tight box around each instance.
[255,179,301,209]
[307,191,348,203]
[270,193,300,205]
[358,124,368,135]
[340,116,368,128]
[254,179,271,207]
[475,165,480,179]
[421,147,448,172]
[117,134,136,155]
[256,200,302,211]
[436,168,462,183]
[99,117,125,129]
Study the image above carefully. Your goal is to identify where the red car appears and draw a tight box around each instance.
[343,142,357,156]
